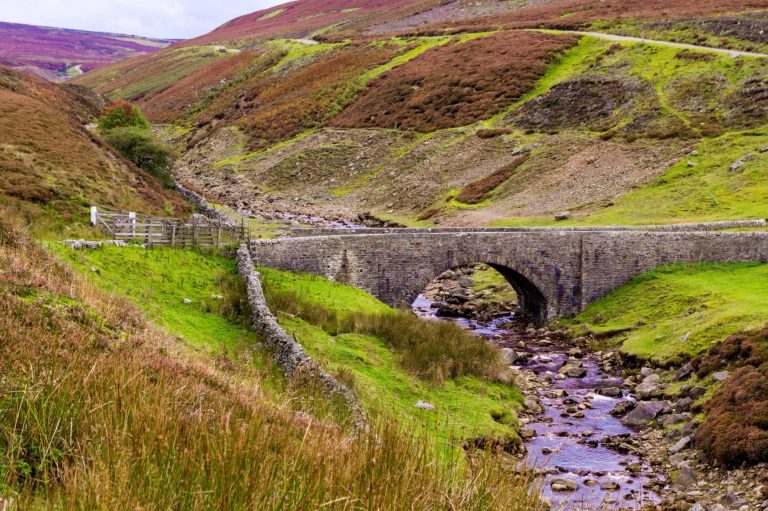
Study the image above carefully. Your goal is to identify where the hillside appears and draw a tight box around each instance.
[74,0,768,228]
[0,67,188,236]
[0,21,175,81]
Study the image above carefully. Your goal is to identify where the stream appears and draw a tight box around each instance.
[413,296,659,510]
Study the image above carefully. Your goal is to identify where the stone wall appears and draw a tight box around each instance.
[249,230,768,321]
[176,183,239,228]
[236,244,363,426]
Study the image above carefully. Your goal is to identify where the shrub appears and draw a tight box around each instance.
[102,127,175,187]
[98,100,150,131]
[693,325,768,466]
[455,154,529,204]
[695,365,768,467]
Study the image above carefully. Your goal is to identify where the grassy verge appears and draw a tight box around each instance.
[570,262,768,365]
[259,268,524,446]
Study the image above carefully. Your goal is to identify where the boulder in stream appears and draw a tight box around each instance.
[621,401,666,427]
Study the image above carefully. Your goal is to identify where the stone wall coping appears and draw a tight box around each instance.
[285,219,765,237]
[251,228,768,246]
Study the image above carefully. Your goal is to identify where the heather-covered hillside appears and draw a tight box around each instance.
[0,67,188,235]
[74,0,768,230]
[0,21,175,81]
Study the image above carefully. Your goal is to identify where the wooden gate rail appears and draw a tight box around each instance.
[90,207,248,248]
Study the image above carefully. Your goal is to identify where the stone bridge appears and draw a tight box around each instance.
[248,224,768,322]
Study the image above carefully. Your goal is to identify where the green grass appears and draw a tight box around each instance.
[258,267,389,315]
[52,245,263,356]
[570,262,768,365]
[258,269,524,445]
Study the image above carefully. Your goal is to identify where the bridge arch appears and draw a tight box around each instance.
[403,256,551,323]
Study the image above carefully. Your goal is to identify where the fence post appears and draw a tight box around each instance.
[129,212,136,239]
[171,224,176,247]
[146,218,152,248]
[192,217,198,247]
[217,226,222,249]
[90,206,98,226]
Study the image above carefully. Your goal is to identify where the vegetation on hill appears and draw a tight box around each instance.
[333,31,577,131]
[0,21,173,82]
[0,68,188,237]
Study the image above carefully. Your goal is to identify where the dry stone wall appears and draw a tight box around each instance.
[236,244,363,426]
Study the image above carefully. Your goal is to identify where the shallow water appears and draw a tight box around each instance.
[413,295,658,510]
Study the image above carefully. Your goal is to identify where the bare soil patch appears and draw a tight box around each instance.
[506,75,646,132]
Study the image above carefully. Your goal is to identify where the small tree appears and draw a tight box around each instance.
[103,127,175,188]
[98,100,151,132]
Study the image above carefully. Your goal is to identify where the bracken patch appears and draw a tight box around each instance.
[456,154,529,204]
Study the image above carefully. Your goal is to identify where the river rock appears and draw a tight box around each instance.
[672,465,697,489]
[560,363,587,378]
[712,371,730,382]
[676,362,695,380]
[550,478,579,491]
[520,428,537,439]
[500,348,517,364]
[659,413,689,426]
[635,374,664,399]
[524,398,543,414]
[598,387,623,398]
[669,436,691,454]
[458,276,474,288]
[621,401,665,427]
[674,397,693,413]
[610,401,635,417]
[721,491,748,508]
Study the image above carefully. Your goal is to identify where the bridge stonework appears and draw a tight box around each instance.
[249,230,768,322]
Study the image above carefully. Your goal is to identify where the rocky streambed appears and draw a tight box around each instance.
[413,293,767,511]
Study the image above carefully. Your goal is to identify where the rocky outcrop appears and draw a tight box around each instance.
[236,244,364,427]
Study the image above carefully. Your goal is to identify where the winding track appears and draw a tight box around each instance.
[552,29,768,58]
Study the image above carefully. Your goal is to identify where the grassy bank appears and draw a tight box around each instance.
[1,225,545,509]
[571,262,768,365]
[258,268,525,447]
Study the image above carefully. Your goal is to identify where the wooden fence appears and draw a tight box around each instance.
[91,207,248,248]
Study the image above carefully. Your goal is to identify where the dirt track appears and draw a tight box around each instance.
[557,30,768,58]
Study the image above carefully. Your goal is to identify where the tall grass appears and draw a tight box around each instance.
[264,286,504,384]
[0,219,544,509]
